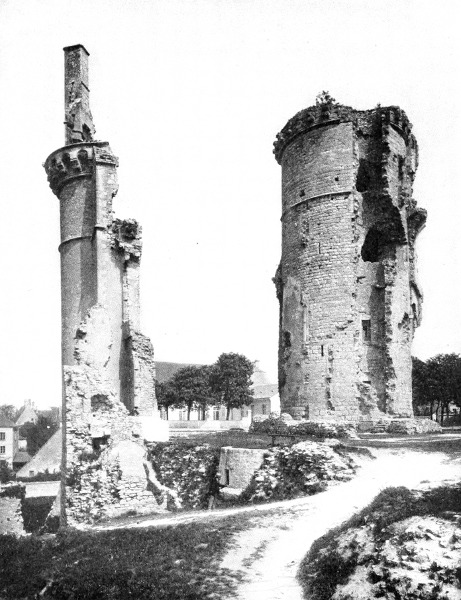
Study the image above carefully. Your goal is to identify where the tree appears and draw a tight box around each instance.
[157,365,216,420]
[412,356,430,416]
[23,414,58,456]
[0,460,14,483]
[210,353,254,420]
[412,353,461,424]
[0,404,18,422]
[155,381,177,420]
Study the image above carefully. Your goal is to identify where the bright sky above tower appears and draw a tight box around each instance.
[0,0,460,408]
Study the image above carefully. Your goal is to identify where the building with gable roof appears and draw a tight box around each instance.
[15,399,39,427]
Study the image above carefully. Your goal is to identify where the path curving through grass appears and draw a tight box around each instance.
[218,436,461,600]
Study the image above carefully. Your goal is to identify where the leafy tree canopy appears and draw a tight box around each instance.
[157,365,216,420]
[210,353,254,419]
[23,414,59,456]
[0,404,19,422]
[412,353,461,423]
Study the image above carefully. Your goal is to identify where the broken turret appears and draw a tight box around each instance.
[274,95,426,422]
[44,45,167,526]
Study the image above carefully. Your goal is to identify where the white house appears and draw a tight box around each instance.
[0,416,19,468]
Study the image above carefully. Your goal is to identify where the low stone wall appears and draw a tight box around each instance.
[388,418,442,435]
[0,484,25,535]
[218,447,266,489]
[358,417,442,435]
[251,414,442,438]
[168,420,250,431]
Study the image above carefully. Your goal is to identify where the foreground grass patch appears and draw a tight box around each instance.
[0,514,255,600]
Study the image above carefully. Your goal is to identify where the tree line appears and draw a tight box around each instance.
[156,352,254,420]
[412,353,461,425]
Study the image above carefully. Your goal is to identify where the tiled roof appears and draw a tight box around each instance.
[13,451,31,464]
[252,384,278,399]
[16,428,62,478]
[251,369,273,386]
[155,361,203,384]
[15,406,39,426]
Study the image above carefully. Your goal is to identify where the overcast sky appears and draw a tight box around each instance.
[0,0,460,409]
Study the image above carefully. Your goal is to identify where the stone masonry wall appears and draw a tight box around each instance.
[218,447,266,490]
[64,305,159,524]
[274,98,426,421]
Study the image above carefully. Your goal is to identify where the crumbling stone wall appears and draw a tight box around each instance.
[274,95,426,421]
[0,484,26,535]
[44,45,166,525]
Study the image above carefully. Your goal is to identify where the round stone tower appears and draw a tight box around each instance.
[273,93,426,422]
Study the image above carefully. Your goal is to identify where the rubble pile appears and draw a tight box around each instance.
[300,485,461,600]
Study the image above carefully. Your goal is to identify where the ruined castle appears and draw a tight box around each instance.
[274,93,426,422]
[44,46,167,525]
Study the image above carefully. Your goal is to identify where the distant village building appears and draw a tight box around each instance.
[15,399,39,426]
[156,362,280,422]
[13,451,31,471]
[16,429,61,479]
[0,416,18,468]
[0,416,28,470]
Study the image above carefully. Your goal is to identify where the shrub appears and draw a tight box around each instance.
[149,443,220,509]
[299,484,461,600]
[249,414,289,436]
[22,496,55,533]
[0,461,14,484]
[249,416,357,440]
[0,483,25,500]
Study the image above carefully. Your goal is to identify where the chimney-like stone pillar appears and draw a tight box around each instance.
[64,44,95,144]
[44,46,166,527]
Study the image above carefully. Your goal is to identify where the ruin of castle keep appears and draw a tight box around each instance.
[273,94,426,422]
[44,46,167,525]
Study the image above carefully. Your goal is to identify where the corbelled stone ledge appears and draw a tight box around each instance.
[273,103,416,164]
[44,141,118,196]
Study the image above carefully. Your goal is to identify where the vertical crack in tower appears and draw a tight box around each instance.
[273,95,426,423]
[44,45,168,526]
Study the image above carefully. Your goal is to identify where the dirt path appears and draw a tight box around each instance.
[219,446,461,600]
[90,436,461,599]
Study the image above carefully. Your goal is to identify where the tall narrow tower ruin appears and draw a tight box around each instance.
[44,46,166,525]
[273,94,426,422]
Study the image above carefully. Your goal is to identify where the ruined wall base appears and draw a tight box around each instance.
[63,304,166,525]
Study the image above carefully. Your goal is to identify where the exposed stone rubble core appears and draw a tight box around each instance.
[274,95,426,421]
[0,484,26,535]
[44,45,167,525]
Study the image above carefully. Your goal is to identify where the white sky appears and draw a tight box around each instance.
[0,0,460,409]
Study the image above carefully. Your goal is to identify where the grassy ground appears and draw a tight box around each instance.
[0,503,312,600]
[3,432,459,599]
[0,513,257,600]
